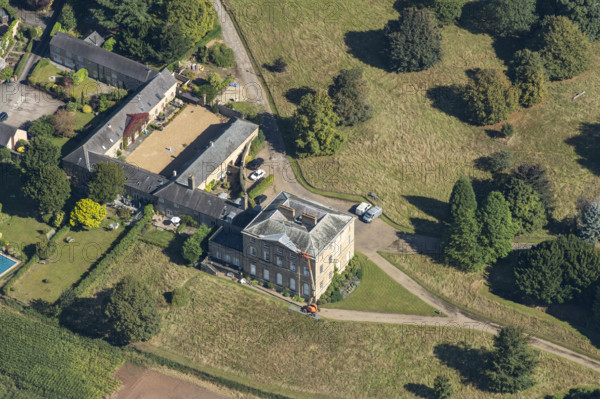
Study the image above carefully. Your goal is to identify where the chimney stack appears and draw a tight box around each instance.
[279,204,295,220]
[172,170,177,178]
[302,213,318,229]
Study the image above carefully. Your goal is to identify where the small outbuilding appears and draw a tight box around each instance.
[0,124,27,151]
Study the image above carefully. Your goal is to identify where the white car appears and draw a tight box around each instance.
[355,202,372,216]
[249,169,266,181]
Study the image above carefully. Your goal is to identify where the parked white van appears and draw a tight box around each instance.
[362,206,382,223]
[355,202,372,216]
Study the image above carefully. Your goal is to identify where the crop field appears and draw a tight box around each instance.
[225,0,600,234]
[0,307,123,399]
[381,252,600,360]
[84,243,600,398]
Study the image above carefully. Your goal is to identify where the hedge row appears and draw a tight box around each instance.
[72,205,154,296]
[1,226,70,295]
[248,174,274,206]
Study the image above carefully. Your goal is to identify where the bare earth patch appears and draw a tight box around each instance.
[114,363,231,399]
[126,105,228,175]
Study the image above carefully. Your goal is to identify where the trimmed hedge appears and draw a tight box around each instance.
[1,226,70,295]
[72,205,154,296]
[248,174,274,206]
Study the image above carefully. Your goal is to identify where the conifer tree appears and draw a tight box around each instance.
[478,191,517,264]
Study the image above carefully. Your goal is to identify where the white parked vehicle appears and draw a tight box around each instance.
[355,202,372,216]
[249,169,266,181]
[362,206,382,223]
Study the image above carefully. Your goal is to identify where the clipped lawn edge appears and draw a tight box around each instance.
[378,251,600,363]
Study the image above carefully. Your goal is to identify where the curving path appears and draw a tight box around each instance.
[212,0,600,374]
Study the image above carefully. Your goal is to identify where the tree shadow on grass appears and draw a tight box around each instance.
[344,30,392,72]
[492,36,529,66]
[403,195,448,224]
[565,122,600,176]
[59,289,112,339]
[434,342,490,391]
[458,1,489,35]
[403,383,435,399]
[426,85,468,123]
[284,86,315,105]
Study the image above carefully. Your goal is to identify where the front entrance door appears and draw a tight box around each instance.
[166,209,172,217]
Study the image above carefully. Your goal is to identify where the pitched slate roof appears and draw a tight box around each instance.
[154,182,244,221]
[84,31,105,47]
[242,192,354,257]
[0,123,17,147]
[211,229,244,252]
[63,69,177,165]
[50,32,157,83]
[176,118,258,187]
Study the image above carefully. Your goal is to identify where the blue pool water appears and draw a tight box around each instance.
[0,254,16,275]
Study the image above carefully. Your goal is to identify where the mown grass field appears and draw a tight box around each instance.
[83,243,600,398]
[323,253,438,315]
[381,252,600,360]
[225,0,600,234]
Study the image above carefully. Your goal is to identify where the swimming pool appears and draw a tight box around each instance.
[0,253,17,277]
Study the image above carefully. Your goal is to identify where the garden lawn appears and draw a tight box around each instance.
[141,228,177,249]
[74,110,95,130]
[226,0,600,234]
[10,209,123,304]
[84,243,600,398]
[323,253,437,315]
[30,61,61,84]
[380,252,600,360]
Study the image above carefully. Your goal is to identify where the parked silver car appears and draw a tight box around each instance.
[362,206,382,223]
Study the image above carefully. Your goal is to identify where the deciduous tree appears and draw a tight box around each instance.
[484,0,538,37]
[69,198,106,229]
[167,0,215,45]
[53,109,77,137]
[486,326,538,393]
[464,69,518,125]
[105,275,161,345]
[88,162,126,204]
[294,92,343,157]
[182,224,212,264]
[503,178,547,234]
[385,8,442,72]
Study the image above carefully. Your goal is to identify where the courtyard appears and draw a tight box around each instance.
[125,105,229,176]
[0,83,63,128]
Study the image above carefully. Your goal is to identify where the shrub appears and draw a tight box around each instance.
[433,375,453,399]
[464,69,518,125]
[577,199,600,245]
[501,123,515,137]
[171,287,190,307]
[209,42,235,67]
[180,214,199,228]
[35,240,54,260]
[82,104,92,113]
[52,211,64,228]
[72,68,88,85]
[0,66,13,80]
[182,224,212,264]
[267,282,275,290]
[271,56,287,72]
[430,0,467,25]
[487,150,516,173]
[248,174,274,202]
[385,8,442,72]
[29,114,56,137]
[69,199,107,229]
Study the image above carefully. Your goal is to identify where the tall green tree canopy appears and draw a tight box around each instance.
[182,224,212,264]
[105,275,161,345]
[514,235,600,304]
[294,92,343,157]
[59,3,77,32]
[538,16,592,81]
[463,69,518,126]
[166,0,215,44]
[23,166,71,214]
[330,67,372,126]
[484,0,538,36]
[448,176,477,223]
[88,162,126,204]
[22,137,60,172]
[28,115,56,138]
[510,49,548,107]
[486,326,538,393]
[544,0,600,41]
[385,8,442,72]
[510,163,553,210]
[478,191,517,264]
[430,0,467,25]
